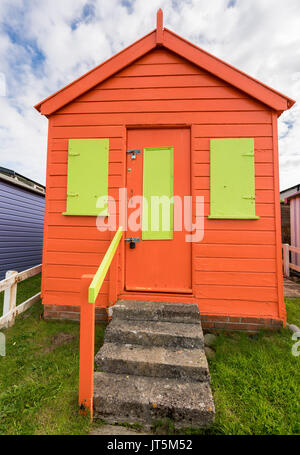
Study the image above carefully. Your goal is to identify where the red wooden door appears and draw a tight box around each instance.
[125,128,191,293]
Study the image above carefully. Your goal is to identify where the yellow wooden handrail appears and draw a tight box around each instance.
[88,226,123,303]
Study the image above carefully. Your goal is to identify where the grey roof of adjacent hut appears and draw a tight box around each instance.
[0,166,45,196]
[280,183,300,195]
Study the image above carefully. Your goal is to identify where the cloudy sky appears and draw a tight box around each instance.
[0,0,299,190]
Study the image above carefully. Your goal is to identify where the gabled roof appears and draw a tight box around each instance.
[34,9,295,116]
[0,166,45,195]
[280,183,300,195]
[285,190,300,203]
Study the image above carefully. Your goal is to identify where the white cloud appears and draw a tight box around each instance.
[0,0,299,189]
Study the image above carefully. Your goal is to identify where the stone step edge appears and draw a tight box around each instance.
[95,342,210,382]
[93,371,215,429]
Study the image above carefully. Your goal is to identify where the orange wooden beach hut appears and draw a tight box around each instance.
[35,10,295,331]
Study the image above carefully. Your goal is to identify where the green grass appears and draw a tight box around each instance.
[285,298,300,327]
[1,275,299,435]
[153,299,300,436]
[0,275,105,435]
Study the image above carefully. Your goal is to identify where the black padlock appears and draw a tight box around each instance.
[130,241,135,249]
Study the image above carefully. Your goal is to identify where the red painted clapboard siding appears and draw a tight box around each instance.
[42,47,279,316]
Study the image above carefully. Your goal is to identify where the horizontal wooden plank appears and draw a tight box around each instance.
[47,187,120,202]
[60,98,266,114]
[117,62,204,77]
[48,162,122,176]
[97,74,230,90]
[193,284,278,302]
[134,48,189,65]
[195,257,276,272]
[45,251,108,266]
[194,176,274,190]
[46,213,105,227]
[195,299,278,317]
[51,150,123,164]
[195,271,276,287]
[201,230,275,245]
[255,190,275,204]
[193,163,273,177]
[194,137,273,149]
[48,199,119,215]
[194,149,273,164]
[198,217,275,231]
[47,226,111,240]
[47,238,110,253]
[47,174,121,188]
[51,126,123,139]
[52,111,271,127]
[193,189,274,204]
[44,264,100,279]
[43,291,108,307]
[79,86,246,102]
[193,124,272,137]
[50,138,123,151]
[43,277,108,294]
[195,244,276,259]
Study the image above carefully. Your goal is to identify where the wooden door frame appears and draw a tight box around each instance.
[117,123,196,299]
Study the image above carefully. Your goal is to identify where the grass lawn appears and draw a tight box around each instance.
[0,275,299,435]
[0,275,105,435]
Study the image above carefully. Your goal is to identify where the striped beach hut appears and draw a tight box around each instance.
[286,191,300,267]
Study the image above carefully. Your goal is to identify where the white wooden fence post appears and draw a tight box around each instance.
[283,244,290,278]
[3,270,18,326]
[0,264,42,330]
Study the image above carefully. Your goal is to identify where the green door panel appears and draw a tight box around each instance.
[142,147,173,240]
[63,138,109,216]
[209,138,259,219]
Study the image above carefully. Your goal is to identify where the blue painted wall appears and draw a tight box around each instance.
[0,179,45,280]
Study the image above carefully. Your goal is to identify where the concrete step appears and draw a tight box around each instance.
[113,300,201,324]
[95,342,210,382]
[94,371,215,429]
[105,318,204,349]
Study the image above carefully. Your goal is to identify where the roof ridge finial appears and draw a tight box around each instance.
[156,8,163,46]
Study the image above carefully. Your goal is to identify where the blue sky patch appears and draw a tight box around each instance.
[2,23,45,76]
[228,0,237,7]
[71,2,96,30]
[121,0,135,14]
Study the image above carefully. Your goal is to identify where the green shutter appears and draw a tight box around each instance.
[209,138,259,219]
[142,147,173,240]
[63,139,109,216]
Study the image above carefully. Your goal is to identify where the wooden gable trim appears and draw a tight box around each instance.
[34,16,295,116]
[35,30,157,115]
[163,28,295,112]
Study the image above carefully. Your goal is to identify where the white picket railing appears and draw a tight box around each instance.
[282,244,300,277]
[0,264,42,329]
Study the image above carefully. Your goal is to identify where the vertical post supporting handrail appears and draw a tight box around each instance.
[78,227,123,419]
[283,243,290,277]
[108,230,119,309]
[78,274,95,420]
